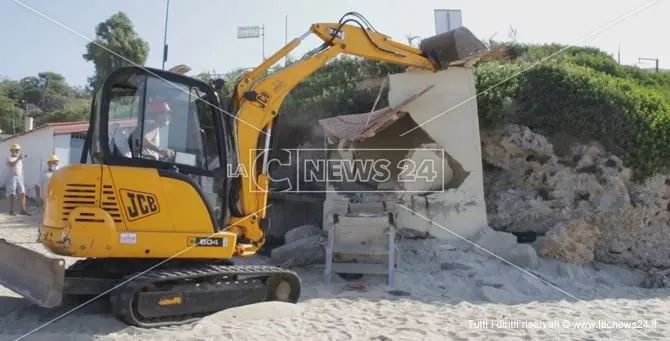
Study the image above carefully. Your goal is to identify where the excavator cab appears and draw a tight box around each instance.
[82,66,233,225]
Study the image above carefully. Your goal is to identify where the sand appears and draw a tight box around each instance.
[0,202,668,341]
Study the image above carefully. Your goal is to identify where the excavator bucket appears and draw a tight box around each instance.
[0,239,66,308]
[419,26,488,69]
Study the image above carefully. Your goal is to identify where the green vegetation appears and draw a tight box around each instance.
[475,42,670,177]
[1,11,669,177]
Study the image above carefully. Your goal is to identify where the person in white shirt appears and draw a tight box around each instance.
[34,155,59,207]
[130,98,175,161]
[6,143,29,216]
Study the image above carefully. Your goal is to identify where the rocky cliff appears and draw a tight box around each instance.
[483,124,670,269]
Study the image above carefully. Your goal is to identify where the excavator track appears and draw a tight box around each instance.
[64,260,301,328]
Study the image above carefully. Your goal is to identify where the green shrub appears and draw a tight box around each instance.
[474,62,523,128]
[515,63,670,177]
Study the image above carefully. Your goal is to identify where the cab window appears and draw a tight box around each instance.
[102,73,218,173]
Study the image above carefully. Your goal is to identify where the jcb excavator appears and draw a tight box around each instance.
[0,13,485,327]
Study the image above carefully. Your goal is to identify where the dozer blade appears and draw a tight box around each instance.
[420,26,488,69]
[0,238,66,308]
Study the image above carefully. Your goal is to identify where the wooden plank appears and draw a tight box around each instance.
[331,262,388,274]
[336,215,389,227]
[348,202,385,214]
[332,244,390,255]
[267,192,324,202]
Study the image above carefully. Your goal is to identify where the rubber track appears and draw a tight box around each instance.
[109,264,301,328]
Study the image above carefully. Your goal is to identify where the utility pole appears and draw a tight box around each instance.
[639,57,659,72]
[284,15,288,45]
[284,15,288,65]
[162,0,171,70]
[261,25,266,61]
[617,45,621,64]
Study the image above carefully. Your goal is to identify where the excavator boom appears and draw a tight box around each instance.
[228,13,486,252]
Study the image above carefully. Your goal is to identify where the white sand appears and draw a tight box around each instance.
[0,206,668,341]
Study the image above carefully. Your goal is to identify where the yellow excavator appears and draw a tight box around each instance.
[0,13,485,327]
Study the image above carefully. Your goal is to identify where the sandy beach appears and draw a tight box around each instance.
[0,201,667,341]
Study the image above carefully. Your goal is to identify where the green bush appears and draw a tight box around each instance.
[474,62,523,128]
[475,57,670,177]
[504,42,670,96]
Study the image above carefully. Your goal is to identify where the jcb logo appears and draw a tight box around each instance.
[120,189,159,221]
[253,90,271,110]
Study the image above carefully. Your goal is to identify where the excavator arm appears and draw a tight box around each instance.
[227,13,486,255]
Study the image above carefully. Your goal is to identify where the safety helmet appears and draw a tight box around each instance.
[48,155,59,162]
[10,143,20,150]
[147,98,171,114]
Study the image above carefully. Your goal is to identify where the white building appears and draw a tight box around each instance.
[0,119,87,198]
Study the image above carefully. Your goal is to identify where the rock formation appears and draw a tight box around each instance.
[482,124,670,268]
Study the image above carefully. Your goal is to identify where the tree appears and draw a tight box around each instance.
[83,12,149,91]
[0,71,92,132]
[0,89,21,134]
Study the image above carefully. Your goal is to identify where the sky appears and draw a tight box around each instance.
[0,0,667,87]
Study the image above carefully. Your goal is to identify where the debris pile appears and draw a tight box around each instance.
[270,225,326,268]
[483,124,670,268]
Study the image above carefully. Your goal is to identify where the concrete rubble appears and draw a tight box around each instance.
[270,226,326,268]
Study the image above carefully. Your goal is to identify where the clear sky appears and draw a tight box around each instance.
[0,0,666,87]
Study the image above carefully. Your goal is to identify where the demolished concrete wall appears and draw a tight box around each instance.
[388,68,488,240]
[318,67,488,241]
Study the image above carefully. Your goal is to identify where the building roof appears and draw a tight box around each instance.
[317,85,434,141]
[1,119,137,141]
[0,121,87,141]
[50,121,91,134]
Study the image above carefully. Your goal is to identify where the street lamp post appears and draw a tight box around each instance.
[162,0,171,70]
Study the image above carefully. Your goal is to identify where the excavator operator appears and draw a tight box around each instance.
[130,98,175,161]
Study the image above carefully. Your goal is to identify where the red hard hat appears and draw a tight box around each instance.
[147,98,171,113]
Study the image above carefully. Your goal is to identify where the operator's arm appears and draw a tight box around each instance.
[140,121,162,152]
[131,122,171,156]
[6,155,20,167]
[141,135,163,153]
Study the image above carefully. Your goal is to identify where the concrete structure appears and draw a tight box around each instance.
[318,61,487,241]
[0,120,88,198]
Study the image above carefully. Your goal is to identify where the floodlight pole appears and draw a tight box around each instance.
[162,0,170,70]
[639,57,659,72]
[238,25,266,62]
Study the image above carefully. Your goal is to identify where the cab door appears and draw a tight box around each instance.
[89,66,229,234]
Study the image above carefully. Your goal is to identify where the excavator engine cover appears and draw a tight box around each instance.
[420,26,487,69]
[0,239,66,308]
